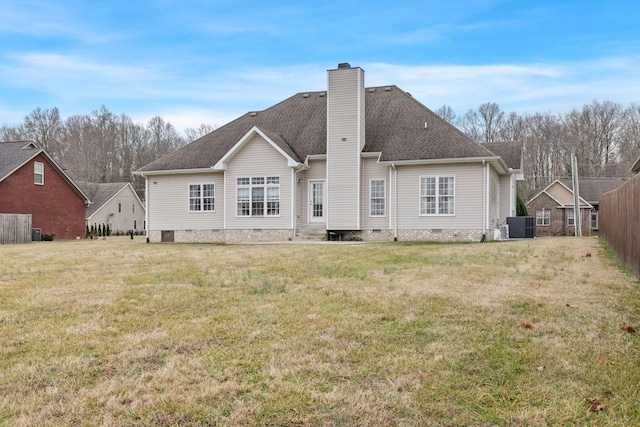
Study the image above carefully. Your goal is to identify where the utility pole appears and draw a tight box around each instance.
[571,149,582,237]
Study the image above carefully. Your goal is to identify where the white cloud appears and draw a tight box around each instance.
[3,53,640,132]
[360,58,640,115]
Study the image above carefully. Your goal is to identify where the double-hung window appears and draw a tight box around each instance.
[420,176,455,215]
[370,179,386,217]
[189,183,215,212]
[567,210,575,226]
[237,176,280,216]
[34,162,44,185]
[536,210,550,226]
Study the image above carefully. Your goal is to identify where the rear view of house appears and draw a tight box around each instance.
[136,64,523,243]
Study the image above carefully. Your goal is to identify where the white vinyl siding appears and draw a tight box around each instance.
[396,164,484,229]
[498,174,515,223]
[225,134,291,229]
[86,184,146,232]
[326,66,364,230]
[147,173,224,230]
[488,168,499,226]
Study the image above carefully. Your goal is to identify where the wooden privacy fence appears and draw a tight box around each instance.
[0,214,32,244]
[599,174,640,278]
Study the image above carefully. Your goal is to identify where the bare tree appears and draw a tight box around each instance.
[612,103,640,174]
[63,114,100,182]
[564,100,625,177]
[185,123,216,142]
[498,112,527,142]
[522,113,567,194]
[434,105,456,123]
[478,102,504,143]
[456,109,482,142]
[23,107,63,156]
[0,124,27,141]
[147,116,185,158]
[91,106,119,182]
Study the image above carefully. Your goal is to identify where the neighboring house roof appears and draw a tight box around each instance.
[76,181,143,218]
[558,178,627,205]
[137,86,518,173]
[0,140,91,204]
[528,179,593,209]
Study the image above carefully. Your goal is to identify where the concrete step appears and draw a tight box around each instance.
[294,224,327,241]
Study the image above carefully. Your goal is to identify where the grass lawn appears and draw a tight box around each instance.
[0,236,639,426]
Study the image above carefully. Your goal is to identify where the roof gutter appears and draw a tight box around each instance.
[378,156,510,174]
[134,168,216,177]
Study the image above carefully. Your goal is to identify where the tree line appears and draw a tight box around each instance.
[436,101,640,199]
[2,100,639,200]
[0,106,214,195]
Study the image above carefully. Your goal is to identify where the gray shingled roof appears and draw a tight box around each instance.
[483,142,523,170]
[0,141,41,181]
[76,181,131,217]
[137,86,517,172]
[559,178,628,204]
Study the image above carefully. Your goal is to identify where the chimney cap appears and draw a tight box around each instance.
[337,63,351,69]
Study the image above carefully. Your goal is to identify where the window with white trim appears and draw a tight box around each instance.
[420,176,455,215]
[34,161,44,185]
[536,209,550,226]
[567,209,575,226]
[237,176,280,216]
[189,183,215,212]
[370,179,386,217]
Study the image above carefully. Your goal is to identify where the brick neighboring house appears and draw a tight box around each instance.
[0,141,90,240]
[559,178,627,233]
[528,179,592,237]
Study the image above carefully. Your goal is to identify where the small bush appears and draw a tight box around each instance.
[42,233,55,241]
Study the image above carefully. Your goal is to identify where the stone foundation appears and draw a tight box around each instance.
[335,228,488,243]
[395,228,487,242]
[147,228,490,243]
[147,229,293,243]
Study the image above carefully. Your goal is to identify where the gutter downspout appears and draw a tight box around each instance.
[142,173,149,243]
[392,163,398,241]
[482,160,488,241]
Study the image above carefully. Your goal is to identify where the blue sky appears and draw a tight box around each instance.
[1,0,639,134]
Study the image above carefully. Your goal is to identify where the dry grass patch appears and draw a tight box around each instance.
[0,236,639,426]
